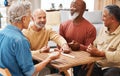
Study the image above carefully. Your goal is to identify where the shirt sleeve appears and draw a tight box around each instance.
[49,27,67,47]
[105,41,120,63]
[13,38,35,76]
[85,26,96,45]
[59,23,65,38]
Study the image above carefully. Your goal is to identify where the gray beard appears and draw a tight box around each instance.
[71,12,79,20]
[34,22,45,29]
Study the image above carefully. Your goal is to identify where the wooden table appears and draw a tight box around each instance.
[32,51,102,76]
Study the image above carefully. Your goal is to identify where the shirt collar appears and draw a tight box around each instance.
[105,25,120,35]
[6,24,22,34]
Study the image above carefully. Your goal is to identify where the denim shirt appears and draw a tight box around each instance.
[0,24,35,76]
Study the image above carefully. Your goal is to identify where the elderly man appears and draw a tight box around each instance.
[0,1,60,76]
[59,0,96,76]
[87,5,120,76]
[22,9,71,75]
[22,9,71,53]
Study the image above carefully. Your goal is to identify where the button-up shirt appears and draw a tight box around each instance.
[0,24,35,76]
[94,25,120,68]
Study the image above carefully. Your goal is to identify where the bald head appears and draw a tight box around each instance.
[70,0,86,16]
[72,0,86,11]
[33,9,46,17]
[32,9,46,29]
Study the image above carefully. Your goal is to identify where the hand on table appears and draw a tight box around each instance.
[87,44,105,57]
[62,43,71,54]
[40,45,50,53]
[68,40,80,51]
[48,51,61,60]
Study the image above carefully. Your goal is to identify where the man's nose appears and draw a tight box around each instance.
[41,18,45,21]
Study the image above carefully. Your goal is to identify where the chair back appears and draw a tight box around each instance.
[0,68,11,76]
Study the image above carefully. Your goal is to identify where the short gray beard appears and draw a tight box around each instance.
[34,22,45,29]
[71,12,79,20]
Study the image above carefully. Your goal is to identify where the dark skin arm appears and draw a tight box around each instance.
[86,44,105,57]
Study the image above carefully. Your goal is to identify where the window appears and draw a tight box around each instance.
[85,0,94,11]
[0,0,8,28]
[0,0,4,6]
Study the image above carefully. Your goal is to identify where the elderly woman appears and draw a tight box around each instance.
[0,0,60,76]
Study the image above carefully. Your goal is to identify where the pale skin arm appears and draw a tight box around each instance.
[31,45,50,55]
[61,43,72,54]
[32,57,51,76]
[32,51,61,76]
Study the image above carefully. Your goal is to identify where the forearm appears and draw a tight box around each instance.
[31,50,40,55]
[96,51,105,57]
[33,57,51,75]
[52,33,67,47]
[80,44,87,51]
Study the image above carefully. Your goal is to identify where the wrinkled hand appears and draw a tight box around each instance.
[54,48,62,52]
[63,49,71,54]
[40,45,50,53]
[62,43,71,54]
[87,44,101,57]
[48,51,61,60]
[68,40,80,51]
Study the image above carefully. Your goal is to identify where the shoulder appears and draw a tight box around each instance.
[83,18,93,26]
[45,25,52,30]
[12,31,28,44]
[22,27,33,37]
[22,27,31,34]
[2,28,28,45]
[83,19,96,29]
[60,20,72,31]
[61,20,72,26]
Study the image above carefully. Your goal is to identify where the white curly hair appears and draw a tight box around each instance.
[8,0,32,23]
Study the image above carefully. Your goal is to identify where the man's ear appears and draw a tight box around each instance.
[111,16,116,22]
[21,16,26,23]
[31,16,34,21]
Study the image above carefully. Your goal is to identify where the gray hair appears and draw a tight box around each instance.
[105,5,120,22]
[8,0,32,23]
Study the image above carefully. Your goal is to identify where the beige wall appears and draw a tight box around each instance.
[29,0,41,11]
[94,0,104,11]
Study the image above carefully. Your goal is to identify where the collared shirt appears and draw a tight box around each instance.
[0,24,35,76]
[94,25,120,68]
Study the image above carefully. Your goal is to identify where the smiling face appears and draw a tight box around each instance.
[70,0,86,20]
[102,9,113,28]
[32,9,46,29]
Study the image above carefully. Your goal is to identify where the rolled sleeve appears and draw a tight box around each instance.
[105,51,115,62]
[105,50,120,63]
[24,66,35,76]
